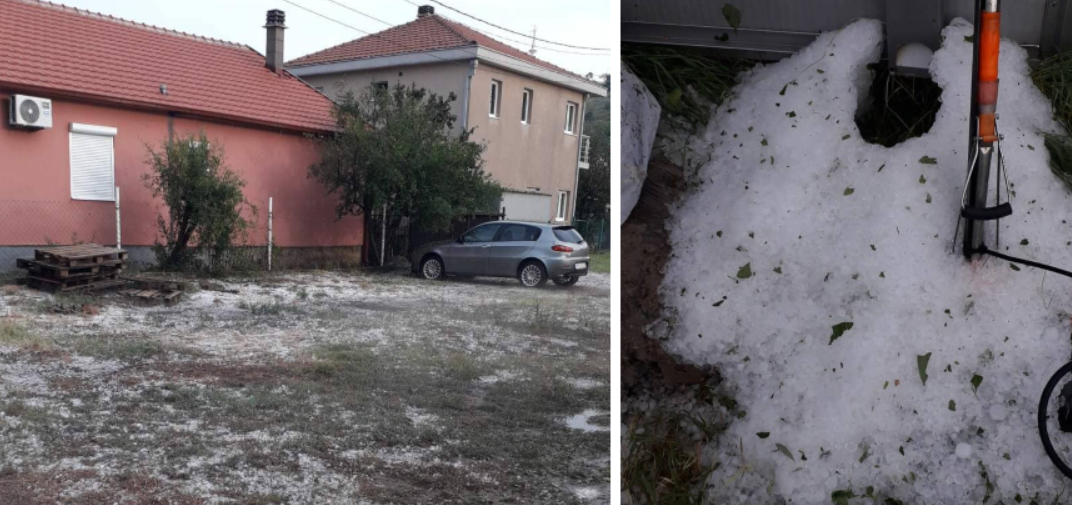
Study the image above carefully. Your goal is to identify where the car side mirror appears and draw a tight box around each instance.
[456,236,465,244]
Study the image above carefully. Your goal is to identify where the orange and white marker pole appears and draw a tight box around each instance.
[977,2,1001,144]
[963,0,1008,257]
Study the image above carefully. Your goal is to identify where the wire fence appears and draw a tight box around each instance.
[365,209,505,267]
[0,198,607,274]
[572,218,611,253]
[0,196,349,275]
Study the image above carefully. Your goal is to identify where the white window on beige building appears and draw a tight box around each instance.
[521,88,533,124]
[555,191,570,221]
[69,123,117,201]
[564,101,578,135]
[489,79,502,118]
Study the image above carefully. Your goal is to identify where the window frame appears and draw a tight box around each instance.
[69,123,117,202]
[494,224,540,243]
[564,102,578,135]
[489,79,502,118]
[462,223,503,243]
[521,88,533,125]
[555,191,569,222]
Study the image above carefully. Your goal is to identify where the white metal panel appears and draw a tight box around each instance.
[70,132,115,201]
[623,0,1049,59]
[503,192,552,223]
[70,123,117,136]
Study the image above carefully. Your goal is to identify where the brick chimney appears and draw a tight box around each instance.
[265,9,286,73]
[417,5,435,18]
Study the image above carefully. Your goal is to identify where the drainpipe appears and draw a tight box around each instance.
[570,93,589,222]
[461,59,478,131]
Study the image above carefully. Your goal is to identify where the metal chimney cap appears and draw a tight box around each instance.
[417,5,435,17]
[266,9,286,28]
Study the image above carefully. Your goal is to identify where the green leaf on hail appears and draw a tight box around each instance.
[722,3,742,31]
[829,322,854,345]
[737,262,753,279]
[918,352,932,386]
[775,443,794,461]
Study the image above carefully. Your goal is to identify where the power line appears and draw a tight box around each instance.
[406,0,609,51]
[282,0,603,90]
[320,0,396,28]
[326,0,607,56]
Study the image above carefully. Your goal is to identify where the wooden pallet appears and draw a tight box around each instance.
[27,271,122,292]
[27,276,126,293]
[34,244,128,268]
[17,258,123,279]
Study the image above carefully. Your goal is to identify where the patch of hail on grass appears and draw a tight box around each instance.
[567,378,603,389]
[572,485,603,501]
[18,270,606,364]
[479,370,523,384]
[341,446,450,467]
[405,406,439,428]
[564,409,610,433]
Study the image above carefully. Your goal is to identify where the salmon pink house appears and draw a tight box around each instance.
[0,0,361,269]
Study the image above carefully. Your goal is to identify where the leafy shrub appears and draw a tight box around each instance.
[143,133,256,273]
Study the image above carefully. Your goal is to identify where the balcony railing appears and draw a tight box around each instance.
[579,135,591,169]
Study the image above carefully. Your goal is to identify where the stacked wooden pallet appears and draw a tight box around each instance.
[119,277,186,307]
[17,244,128,292]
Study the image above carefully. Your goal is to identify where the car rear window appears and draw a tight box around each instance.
[552,227,584,243]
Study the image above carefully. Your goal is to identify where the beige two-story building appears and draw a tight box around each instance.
[287,5,607,224]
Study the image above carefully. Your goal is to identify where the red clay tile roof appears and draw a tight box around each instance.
[287,14,584,81]
[0,0,336,133]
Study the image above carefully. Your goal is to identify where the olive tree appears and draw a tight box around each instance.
[309,83,501,264]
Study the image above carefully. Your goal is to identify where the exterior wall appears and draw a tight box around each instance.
[0,92,362,251]
[298,62,471,132]
[299,60,586,223]
[467,63,584,222]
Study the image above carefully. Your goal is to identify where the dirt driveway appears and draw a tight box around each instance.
[0,270,610,504]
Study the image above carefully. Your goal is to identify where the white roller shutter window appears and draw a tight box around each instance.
[69,124,116,201]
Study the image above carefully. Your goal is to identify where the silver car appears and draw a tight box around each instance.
[411,221,590,287]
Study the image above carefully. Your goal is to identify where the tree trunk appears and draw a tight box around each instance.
[380,203,388,267]
[167,205,194,267]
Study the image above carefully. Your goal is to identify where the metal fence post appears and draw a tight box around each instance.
[115,186,121,249]
[267,197,273,271]
[598,219,604,252]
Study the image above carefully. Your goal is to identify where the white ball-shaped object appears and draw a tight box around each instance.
[896,42,934,71]
[956,442,973,459]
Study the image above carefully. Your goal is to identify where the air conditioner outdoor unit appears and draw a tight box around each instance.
[9,94,53,129]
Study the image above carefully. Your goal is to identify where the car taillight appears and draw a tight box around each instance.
[551,245,573,253]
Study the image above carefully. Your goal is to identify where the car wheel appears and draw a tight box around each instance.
[552,275,579,287]
[420,256,445,280]
[518,261,548,288]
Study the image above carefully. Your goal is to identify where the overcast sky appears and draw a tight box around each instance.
[54,0,612,76]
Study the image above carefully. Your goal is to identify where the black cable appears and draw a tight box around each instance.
[282,0,603,88]
[419,0,611,51]
[1040,361,1072,480]
[324,0,606,56]
[973,246,1072,280]
[979,245,1072,478]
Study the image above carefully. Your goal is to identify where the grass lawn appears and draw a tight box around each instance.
[589,252,610,274]
[0,271,610,504]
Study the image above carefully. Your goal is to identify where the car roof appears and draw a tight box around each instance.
[477,221,566,229]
